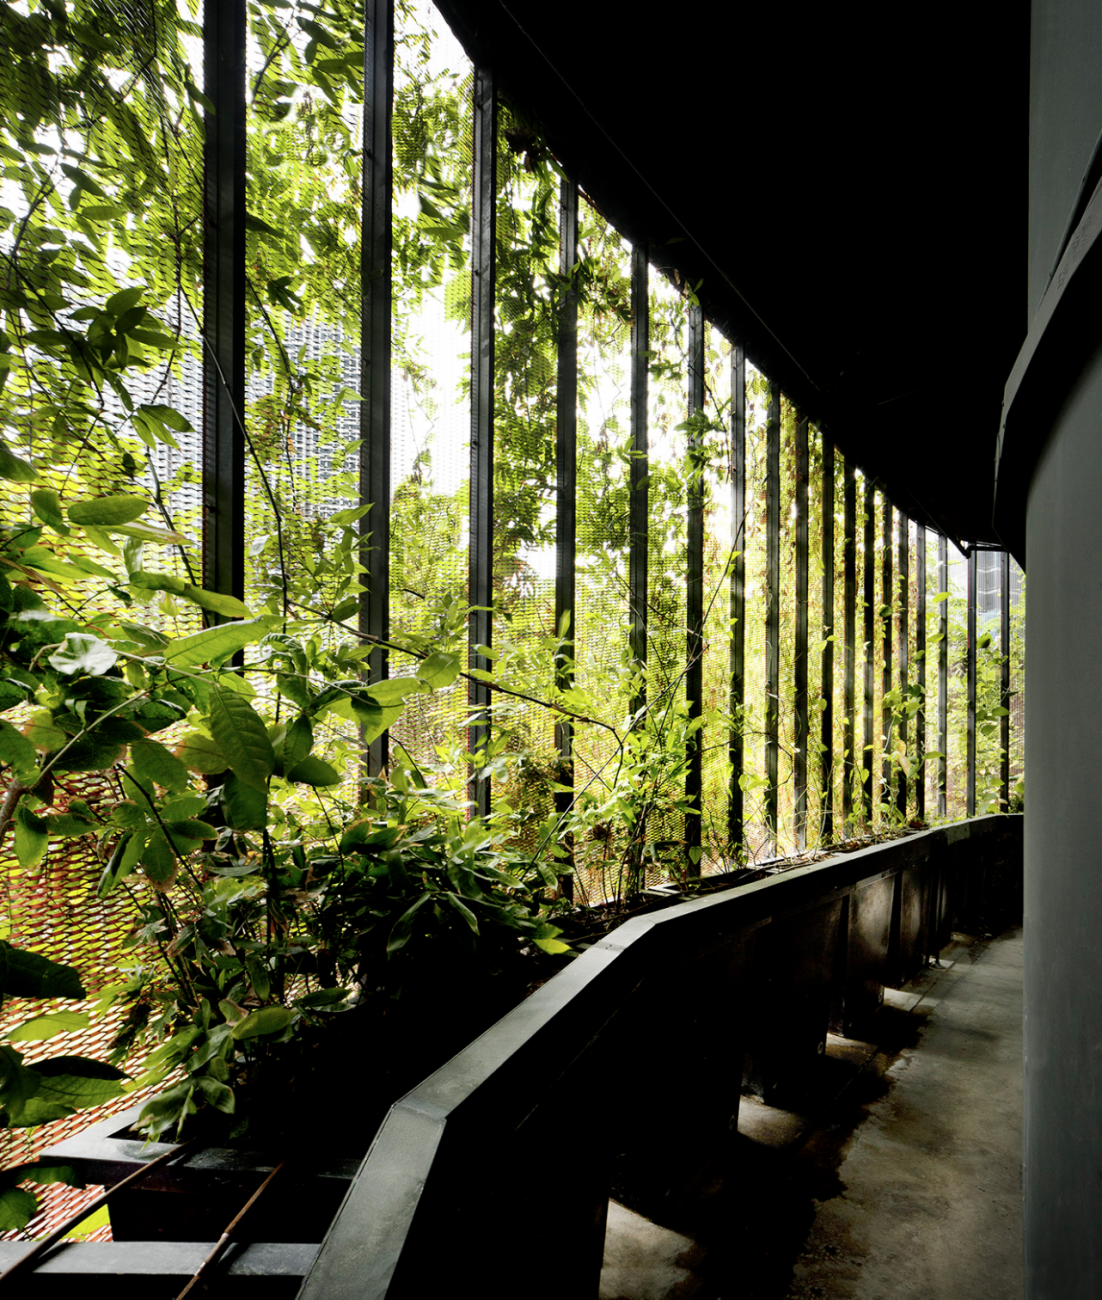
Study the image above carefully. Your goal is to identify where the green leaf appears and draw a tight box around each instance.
[0,943,85,999]
[174,731,227,774]
[139,830,177,888]
[47,632,118,676]
[0,441,37,482]
[416,651,461,689]
[10,1160,82,1188]
[445,892,479,934]
[163,617,272,669]
[14,804,48,868]
[208,686,274,790]
[0,719,38,779]
[282,714,313,772]
[44,810,97,838]
[139,403,192,432]
[221,773,267,831]
[179,585,252,618]
[0,1187,36,1232]
[532,923,570,955]
[286,754,342,786]
[105,287,144,316]
[193,1074,235,1113]
[129,737,189,794]
[7,1012,90,1041]
[231,1006,293,1040]
[366,677,426,707]
[30,487,69,534]
[67,495,149,526]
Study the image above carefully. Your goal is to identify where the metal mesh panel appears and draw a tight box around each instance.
[740,363,771,858]
[388,0,473,781]
[1008,557,1025,802]
[775,397,798,853]
[570,198,632,900]
[805,424,826,845]
[943,538,969,820]
[488,99,559,839]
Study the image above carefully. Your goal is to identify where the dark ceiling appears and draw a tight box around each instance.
[435,0,1030,550]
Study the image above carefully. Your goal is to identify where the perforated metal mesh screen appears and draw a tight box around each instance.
[388,0,473,779]
[740,363,771,858]
[1008,558,1025,799]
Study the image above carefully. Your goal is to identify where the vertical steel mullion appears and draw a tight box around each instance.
[1001,550,1011,810]
[967,546,977,817]
[554,180,578,890]
[938,533,948,817]
[881,497,893,815]
[685,303,705,871]
[896,514,909,818]
[794,413,809,850]
[729,343,746,855]
[359,0,394,774]
[765,383,781,850]
[843,460,856,834]
[915,526,926,821]
[628,248,649,710]
[202,0,247,606]
[862,478,875,824]
[467,68,496,817]
[820,437,835,843]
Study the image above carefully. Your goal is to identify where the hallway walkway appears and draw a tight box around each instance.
[600,929,1024,1300]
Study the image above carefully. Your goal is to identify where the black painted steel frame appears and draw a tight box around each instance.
[202,0,247,608]
[843,459,857,833]
[896,514,909,818]
[821,438,835,843]
[360,0,394,774]
[881,499,893,812]
[967,547,977,817]
[863,479,875,823]
[915,525,926,821]
[1001,551,1011,809]
[468,66,497,816]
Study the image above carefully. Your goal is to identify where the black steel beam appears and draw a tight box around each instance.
[820,436,835,844]
[862,478,875,824]
[628,246,648,709]
[685,302,705,871]
[554,179,578,892]
[468,67,497,816]
[1000,550,1011,810]
[794,413,809,850]
[967,546,977,817]
[843,458,856,834]
[360,0,394,775]
[915,524,926,821]
[729,343,746,855]
[765,382,781,851]
[881,498,893,816]
[202,0,247,606]
[896,513,909,819]
[938,533,948,818]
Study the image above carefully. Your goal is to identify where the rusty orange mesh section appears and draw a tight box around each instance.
[0,772,165,1242]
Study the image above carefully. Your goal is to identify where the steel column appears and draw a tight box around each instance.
[468,67,497,817]
[843,459,856,834]
[915,525,926,821]
[765,382,781,851]
[202,0,247,606]
[881,498,893,816]
[628,247,649,710]
[554,180,578,890]
[820,437,835,843]
[685,303,705,871]
[938,533,948,817]
[359,0,394,774]
[1001,550,1011,810]
[862,478,875,824]
[794,413,809,850]
[896,514,909,818]
[967,546,977,817]
[729,343,746,855]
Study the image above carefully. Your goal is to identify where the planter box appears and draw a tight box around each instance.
[44,1107,359,1244]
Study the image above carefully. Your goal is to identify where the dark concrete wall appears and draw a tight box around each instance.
[1028,0,1102,320]
[1025,9,1102,1294]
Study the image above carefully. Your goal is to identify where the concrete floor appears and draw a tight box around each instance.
[600,929,1024,1300]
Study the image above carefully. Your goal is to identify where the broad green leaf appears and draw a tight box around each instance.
[139,830,176,888]
[30,488,69,534]
[48,632,118,676]
[221,773,267,831]
[129,571,186,595]
[7,1012,90,1042]
[105,286,144,315]
[366,676,426,707]
[14,804,47,868]
[13,1161,81,1188]
[446,892,479,934]
[174,731,227,774]
[163,617,272,669]
[231,1006,293,1040]
[417,651,461,689]
[193,1074,235,1112]
[532,923,570,955]
[0,943,85,999]
[286,754,342,786]
[139,403,192,432]
[282,714,313,772]
[67,495,149,526]
[129,737,189,794]
[0,719,38,779]
[208,686,274,791]
[0,441,37,482]
[179,584,251,618]
[0,1187,36,1232]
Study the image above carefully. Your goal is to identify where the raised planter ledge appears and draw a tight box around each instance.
[298,814,1022,1300]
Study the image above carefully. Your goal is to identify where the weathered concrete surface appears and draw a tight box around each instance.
[787,928,1024,1298]
[600,1201,704,1300]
